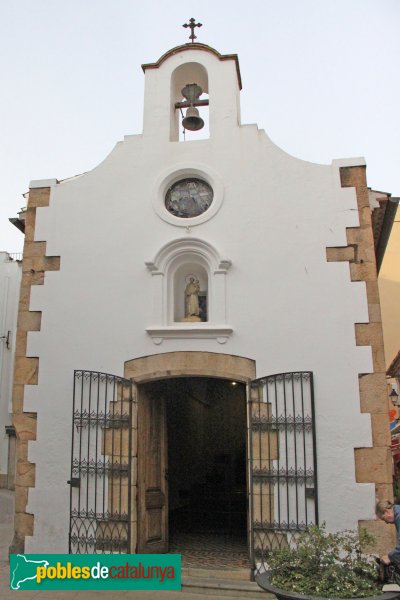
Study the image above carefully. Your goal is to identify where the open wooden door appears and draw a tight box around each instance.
[137,386,168,553]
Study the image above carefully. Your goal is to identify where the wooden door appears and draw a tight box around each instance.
[137,386,168,553]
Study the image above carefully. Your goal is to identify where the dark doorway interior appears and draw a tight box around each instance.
[146,377,247,536]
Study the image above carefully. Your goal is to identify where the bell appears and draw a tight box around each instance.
[181,83,203,104]
[182,106,204,131]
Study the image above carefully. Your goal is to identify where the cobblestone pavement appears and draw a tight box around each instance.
[0,489,253,599]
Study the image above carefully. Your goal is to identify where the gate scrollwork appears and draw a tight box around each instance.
[68,370,136,554]
[249,371,318,573]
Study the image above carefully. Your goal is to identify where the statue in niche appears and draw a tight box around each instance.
[183,275,201,322]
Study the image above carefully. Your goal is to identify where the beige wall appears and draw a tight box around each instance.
[379,205,400,369]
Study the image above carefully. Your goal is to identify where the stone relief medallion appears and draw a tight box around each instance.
[165,178,213,218]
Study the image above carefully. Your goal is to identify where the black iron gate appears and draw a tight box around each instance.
[249,371,318,572]
[68,370,136,553]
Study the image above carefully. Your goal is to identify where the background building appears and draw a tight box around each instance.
[0,252,22,490]
[379,203,400,371]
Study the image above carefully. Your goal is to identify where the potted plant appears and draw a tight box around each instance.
[257,525,400,600]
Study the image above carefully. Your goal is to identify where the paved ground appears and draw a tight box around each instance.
[0,489,255,599]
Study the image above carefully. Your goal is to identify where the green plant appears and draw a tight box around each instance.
[268,524,382,598]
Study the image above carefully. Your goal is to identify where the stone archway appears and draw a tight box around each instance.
[124,351,255,383]
[124,352,255,556]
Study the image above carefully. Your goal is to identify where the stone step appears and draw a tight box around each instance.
[182,575,272,598]
[182,566,251,581]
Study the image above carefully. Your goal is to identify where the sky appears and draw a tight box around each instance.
[1,0,399,253]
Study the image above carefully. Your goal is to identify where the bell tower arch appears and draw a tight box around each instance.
[170,62,209,141]
[141,43,242,141]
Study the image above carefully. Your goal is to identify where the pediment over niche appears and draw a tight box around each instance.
[145,237,231,274]
[145,237,232,344]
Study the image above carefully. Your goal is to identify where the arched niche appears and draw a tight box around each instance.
[170,62,209,141]
[172,260,208,323]
[145,238,232,344]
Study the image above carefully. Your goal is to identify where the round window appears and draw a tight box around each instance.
[165,178,213,219]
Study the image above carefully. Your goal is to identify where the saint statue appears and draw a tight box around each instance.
[183,276,201,321]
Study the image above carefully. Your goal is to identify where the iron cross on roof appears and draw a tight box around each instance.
[182,18,202,43]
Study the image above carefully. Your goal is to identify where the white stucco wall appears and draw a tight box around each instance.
[0,253,21,478]
[23,47,375,552]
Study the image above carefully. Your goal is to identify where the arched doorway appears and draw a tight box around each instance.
[68,362,318,573]
[124,352,255,561]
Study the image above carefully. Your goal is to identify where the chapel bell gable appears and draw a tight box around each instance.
[141,43,242,141]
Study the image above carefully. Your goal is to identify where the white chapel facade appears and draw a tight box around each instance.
[10,34,395,564]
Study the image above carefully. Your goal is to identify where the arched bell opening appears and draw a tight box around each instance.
[170,62,210,142]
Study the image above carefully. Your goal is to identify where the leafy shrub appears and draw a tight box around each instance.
[268,525,381,598]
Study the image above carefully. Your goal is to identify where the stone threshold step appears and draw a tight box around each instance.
[182,566,251,581]
[182,594,272,600]
[182,576,273,598]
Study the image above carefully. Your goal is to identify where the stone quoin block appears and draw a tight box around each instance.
[371,413,392,447]
[14,357,39,385]
[12,384,25,414]
[358,519,396,557]
[16,461,36,488]
[27,187,51,208]
[326,246,355,262]
[13,413,37,442]
[354,447,392,483]
[23,208,36,240]
[376,482,395,503]
[17,279,32,311]
[366,281,381,304]
[15,331,28,357]
[368,303,382,323]
[355,323,384,347]
[350,261,377,282]
[14,485,29,513]
[23,241,47,259]
[359,373,389,414]
[15,512,34,537]
[16,440,28,462]
[17,311,41,332]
